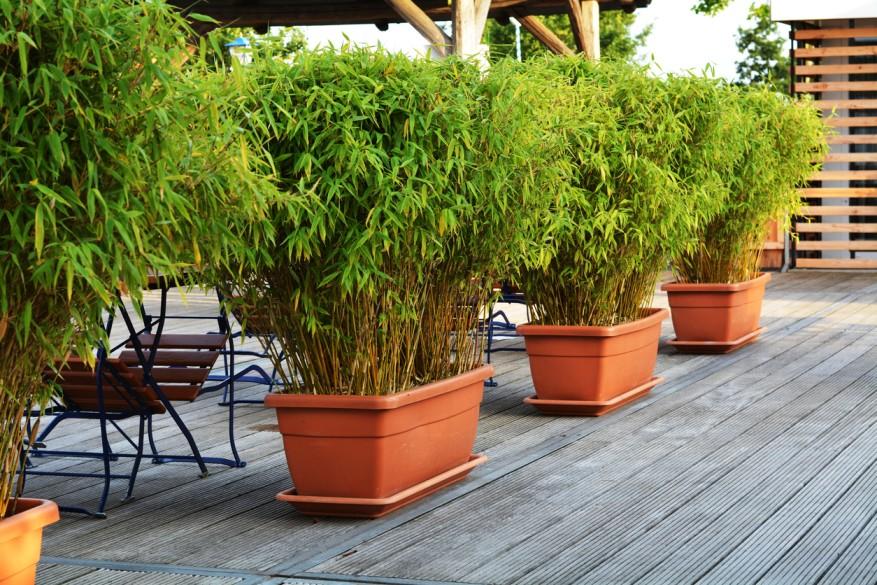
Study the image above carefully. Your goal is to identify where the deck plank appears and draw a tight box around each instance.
[26,272,877,585]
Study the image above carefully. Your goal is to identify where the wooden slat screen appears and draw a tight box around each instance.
[792,21,877,269]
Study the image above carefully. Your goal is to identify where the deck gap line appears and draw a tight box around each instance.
[40,556,268,579]
[40,557,474,585]
[296,570,486,585]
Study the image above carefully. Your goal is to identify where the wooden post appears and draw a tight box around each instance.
[568,0,600,59]
[383,0,451,57]
[514,12,575,56]
[452,0,491,60]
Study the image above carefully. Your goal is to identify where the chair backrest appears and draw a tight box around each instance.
[47,357,166,415]
[121,334,225,401]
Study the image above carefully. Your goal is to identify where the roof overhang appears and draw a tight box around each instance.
[174,0,652,29]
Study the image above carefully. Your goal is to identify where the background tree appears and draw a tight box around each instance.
[693,1,789,92]
[485,11,651,62]
[734,3,789,92]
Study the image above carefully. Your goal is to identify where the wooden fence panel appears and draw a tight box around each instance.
[792,20,877,269]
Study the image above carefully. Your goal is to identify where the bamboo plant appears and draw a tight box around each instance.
[231,48,563,396]
[515,59,728,326]
[674,89,828,283]
[0,0,282,518]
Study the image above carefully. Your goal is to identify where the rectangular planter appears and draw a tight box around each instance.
[517,308,668,407]
[265,365,492,513]
[661,273,770,345]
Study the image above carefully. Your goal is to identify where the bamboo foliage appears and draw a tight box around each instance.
[513,59,731,326]
[0,0,282,517]
[231,49,562,396]
[674,90,828,283]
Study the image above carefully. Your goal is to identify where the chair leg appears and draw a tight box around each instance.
[123,415,147,503]
[147,416,159,458]
[95,413,112,519]
[226,341,245,468]
[485,303,498,387]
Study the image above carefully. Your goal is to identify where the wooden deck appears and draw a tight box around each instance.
[26,271,877,585]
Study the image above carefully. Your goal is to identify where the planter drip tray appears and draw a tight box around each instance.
[524,376,663,416]
[276,454,487,518]
[668,327,766,354]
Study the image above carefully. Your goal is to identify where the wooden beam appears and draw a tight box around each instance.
[802,206,877,216]
[827,135,877,145]
[824,117,877,128]
[812,99,877,111]
[796,258,877,269]
[795,45,877,59]
[795,27,877,40]
[796,81,877,93]
[822,153,877,163]
[514,12,575,56]
[796,64,877,76]
[801,188,877,198]
[567,0,600,59]
[797,241,877,251]
[814,171,877,181]
[796,223,877,233]
[384,0,451,57]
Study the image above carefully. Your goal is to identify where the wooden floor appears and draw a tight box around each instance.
[27,271,877,585]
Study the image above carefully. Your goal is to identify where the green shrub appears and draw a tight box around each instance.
[0,0,280,516]
[232,48,562,396]
[514,58,729,326]
[674,89,828,283]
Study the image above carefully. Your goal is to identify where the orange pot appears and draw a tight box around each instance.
[265,365,491,517]
[662,273,770,352]
[0,498,59,585]
[518,308,668,415]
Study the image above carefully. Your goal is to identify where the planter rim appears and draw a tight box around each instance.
[661,272,771,293]
[264,364,493,411]
[516,308,668,338]
[0,498,59,545]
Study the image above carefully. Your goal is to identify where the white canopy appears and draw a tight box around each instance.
[772,0,877,22]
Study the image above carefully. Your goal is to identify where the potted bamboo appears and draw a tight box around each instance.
[1,1,280,575]
[236,50,552,517]
[514,60,729,416]
[665,89,828,353]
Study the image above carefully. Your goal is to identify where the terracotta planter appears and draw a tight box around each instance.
[0,498,59,585]
[518,308,668,416]
[661,273,770,353]
[266,365,492,518]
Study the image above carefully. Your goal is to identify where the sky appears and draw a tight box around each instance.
[299,0,790,82]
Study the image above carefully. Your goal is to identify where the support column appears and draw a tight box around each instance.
[568,0,600,60]
[452,0,491,63]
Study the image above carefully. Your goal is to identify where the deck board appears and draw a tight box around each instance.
[24,271,877,584]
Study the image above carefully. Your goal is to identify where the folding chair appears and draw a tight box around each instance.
[121,284,245,469]
[204,290,283,406]
[26,333,166,518]
[28,291,243,517]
